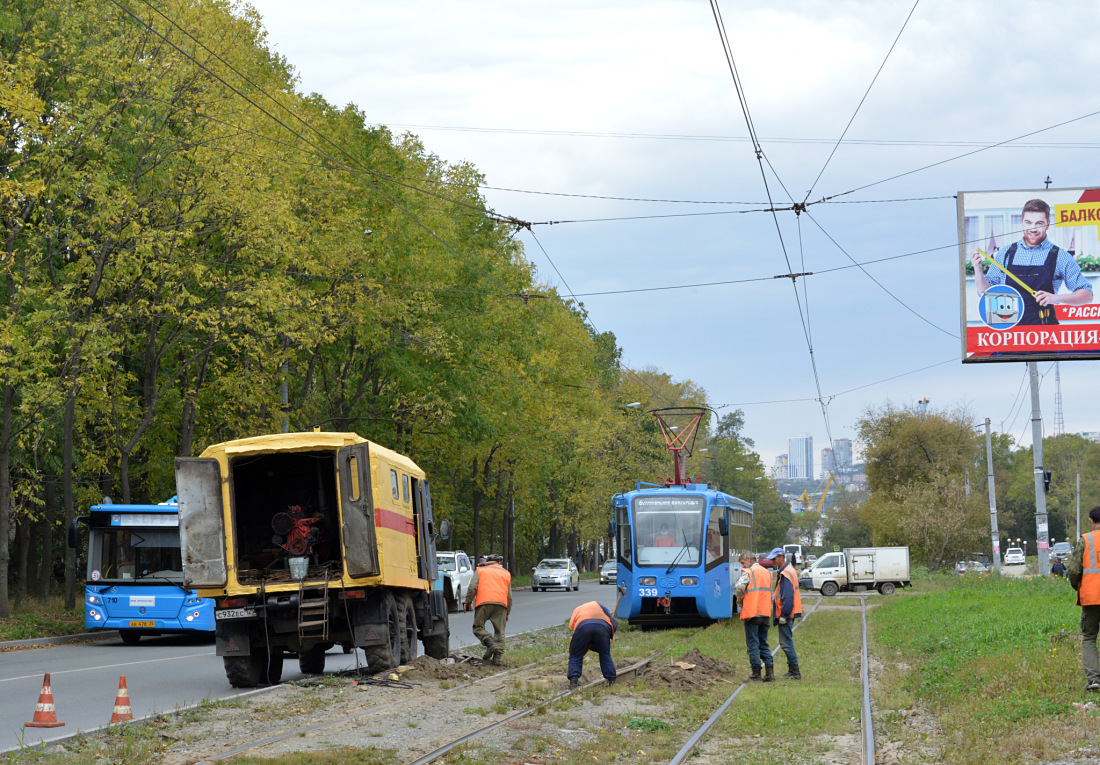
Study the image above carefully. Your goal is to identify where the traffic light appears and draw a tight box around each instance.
[1043,470,1052,493]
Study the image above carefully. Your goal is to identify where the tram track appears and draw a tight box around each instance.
[666,594,878,765]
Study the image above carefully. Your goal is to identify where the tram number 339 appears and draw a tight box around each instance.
[639,587,659,597]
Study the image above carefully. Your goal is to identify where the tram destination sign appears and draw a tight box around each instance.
[958,186,1100,362]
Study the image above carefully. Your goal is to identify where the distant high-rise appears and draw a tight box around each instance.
[788,435,813,480]
[772,453,789,479]
[832,438,853,471]
[821,448,835,477]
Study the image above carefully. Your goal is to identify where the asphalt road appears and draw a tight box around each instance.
[0,579,618,752]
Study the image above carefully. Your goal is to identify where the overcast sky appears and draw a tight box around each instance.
[252,0,1100,471]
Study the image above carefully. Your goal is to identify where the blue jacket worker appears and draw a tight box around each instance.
[567,601,617,689]
[769,547,803,680]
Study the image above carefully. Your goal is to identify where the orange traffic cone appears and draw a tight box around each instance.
[24,673,64,728]
[109,675,133,723]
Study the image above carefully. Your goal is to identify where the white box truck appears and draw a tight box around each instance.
[798,546,910,596]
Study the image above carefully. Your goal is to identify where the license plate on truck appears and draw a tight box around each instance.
[215,608,257,620]
[128,620,155,628]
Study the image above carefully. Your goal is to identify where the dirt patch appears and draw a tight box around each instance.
[633,647,734,692]
[398,654,497,681]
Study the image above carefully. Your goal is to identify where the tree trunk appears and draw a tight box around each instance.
[14,521,29,607]
[63,391,76,611]
[0,382,14,618]
[471,457,481,563]
[39,477,55,600]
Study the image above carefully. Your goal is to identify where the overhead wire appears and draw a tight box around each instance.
[803,0,921,203]
[709,0,837,452]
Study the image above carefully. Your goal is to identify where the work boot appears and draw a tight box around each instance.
[763,665,775,682]
[569,677,580,689]
[606,677,616,687]
[781,665,801,680]
[1087,680,1100,692]
[490,649,503,666]
[748,666,762,682]
[481,638,495,662]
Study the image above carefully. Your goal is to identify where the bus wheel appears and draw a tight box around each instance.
[224,654,263,688]
[119,630,141,645]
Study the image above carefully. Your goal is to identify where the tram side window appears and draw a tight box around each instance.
[617,506,631,561]
[390,469,400,500]
[705,512,726,566]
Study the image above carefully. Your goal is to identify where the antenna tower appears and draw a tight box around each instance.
[1054,361,1064,435]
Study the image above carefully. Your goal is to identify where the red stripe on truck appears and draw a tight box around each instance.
[375,507,416,535]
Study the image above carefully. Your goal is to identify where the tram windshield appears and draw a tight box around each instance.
[632,495,705,566]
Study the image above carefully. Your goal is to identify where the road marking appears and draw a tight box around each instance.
[0,650,216,683]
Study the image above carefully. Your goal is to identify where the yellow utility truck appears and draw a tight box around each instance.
[174,432,449,687]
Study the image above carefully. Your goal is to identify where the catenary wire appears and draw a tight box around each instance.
[803,0,921,203]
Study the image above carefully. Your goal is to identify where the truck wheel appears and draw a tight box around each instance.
[266,651,284,684]
[454,587,462,613]
[364,591,401,672]
[119,630,141,645]
[224,653,263,688]
[820,581,839,597]
[298,645,326,675]
[878,582,896,596]
[423,630,449,660]
[399,594,418,664]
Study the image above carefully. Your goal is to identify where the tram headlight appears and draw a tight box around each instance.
[680,577,698,586]
[639,577,656,586]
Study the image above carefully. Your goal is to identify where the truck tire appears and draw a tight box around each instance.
[119,630,141,645]
[453,587,462,613]
[878,582,896,596]
[266,651,284,684]
[820,581,839,597]
[399,594,418,664]
[363,591,401,672]
[298,645,326,675]
[224,653,264,688]
[423,629,449,660]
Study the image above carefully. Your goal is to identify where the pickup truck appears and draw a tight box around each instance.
[798,546,910,596]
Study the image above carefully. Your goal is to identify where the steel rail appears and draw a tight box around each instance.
[666,596,824,765]
[861,595,876,764]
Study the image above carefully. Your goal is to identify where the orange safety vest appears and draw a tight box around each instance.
[774,564,802,619]
[569,601,614,637]
[740,563,773,621]
[1079,530,1100,607]
[474,563,511,608]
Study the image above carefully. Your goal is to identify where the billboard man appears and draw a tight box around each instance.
[969,198,1093,325]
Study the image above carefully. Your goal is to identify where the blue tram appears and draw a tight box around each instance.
[613,482,753,626]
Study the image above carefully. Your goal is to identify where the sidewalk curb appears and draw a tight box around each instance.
[1,631,118,649]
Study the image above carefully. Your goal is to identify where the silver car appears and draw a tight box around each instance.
[532,558,580,592]
[599,560,617,585]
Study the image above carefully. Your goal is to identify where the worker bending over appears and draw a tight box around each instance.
[567,600,617,689]
[464,554,512,665]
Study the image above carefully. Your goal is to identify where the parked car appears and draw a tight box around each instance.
[436,550,474,612]
[1003,547,1026,565]
[955,560,989,575]
[805,554,818,566]
[532,558,580,591]
[599,560,617,585]
[1051,541,1073,561]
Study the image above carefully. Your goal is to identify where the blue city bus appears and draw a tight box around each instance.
[613,482,753,626]
[78,498,215,643]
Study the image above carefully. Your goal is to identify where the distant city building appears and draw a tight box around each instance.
[788,435,813,480]
[832,438,853,471]
[772,453,789,480]
[1081,432,1100,445]
[821,447,835,478]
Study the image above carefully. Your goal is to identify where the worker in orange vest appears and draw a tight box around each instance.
[1068,506,1100,692]
[463,554,512,665]
[567,601,618,689]
[769,547,803,680]
[735,551,774,682]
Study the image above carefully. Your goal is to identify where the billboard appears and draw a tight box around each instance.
[959,187,1100,362]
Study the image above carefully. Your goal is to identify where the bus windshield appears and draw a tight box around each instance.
[88,528,184,583]
[632,495,705,566]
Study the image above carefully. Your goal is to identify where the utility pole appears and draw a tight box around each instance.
[1078,473,1081,539]
[985,419,1001,572]
[1028,362,1050,576]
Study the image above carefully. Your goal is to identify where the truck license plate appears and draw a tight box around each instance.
[128,620,155,628]
[215,608,257,620]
